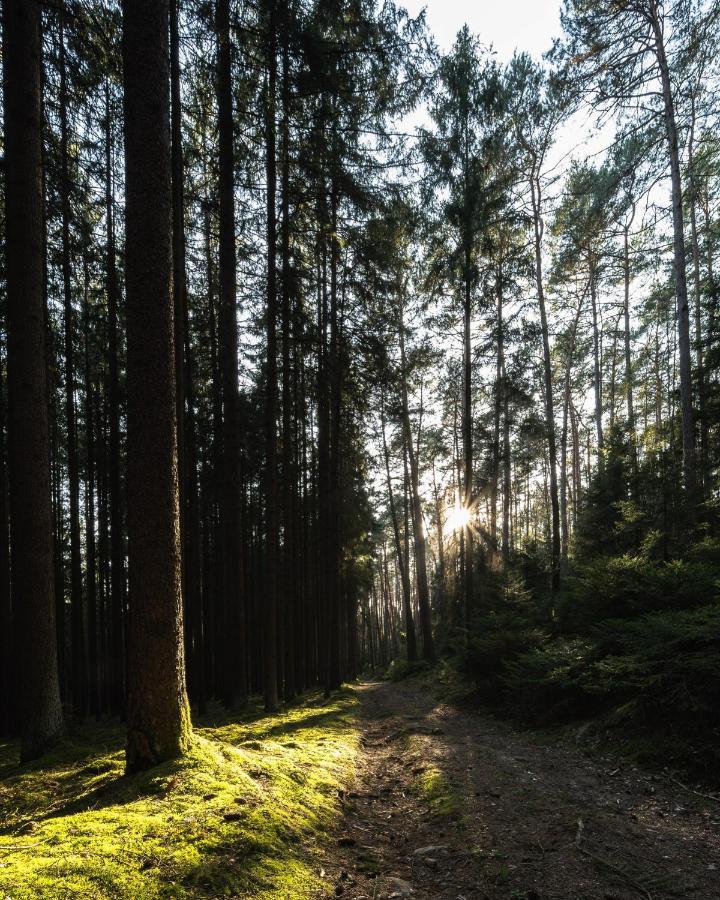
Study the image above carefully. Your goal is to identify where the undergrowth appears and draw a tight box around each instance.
[0,690,359,899]
[452,546,720,780]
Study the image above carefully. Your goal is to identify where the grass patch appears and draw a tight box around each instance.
[0,690,359,898]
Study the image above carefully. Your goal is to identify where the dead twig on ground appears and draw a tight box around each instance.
[667,774,720,804]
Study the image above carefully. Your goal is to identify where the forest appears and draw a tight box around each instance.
[1,0,720,897]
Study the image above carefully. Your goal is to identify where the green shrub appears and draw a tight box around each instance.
[556,555,720,631]
[588,605,720,717]
[500,637,596,722]
[386,658,432,682]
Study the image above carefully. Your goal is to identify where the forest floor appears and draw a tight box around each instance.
[318,678,720,900]
[0,690,359,899]
[2,679,719,899]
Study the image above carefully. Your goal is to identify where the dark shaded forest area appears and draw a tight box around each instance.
[1,0,720,897]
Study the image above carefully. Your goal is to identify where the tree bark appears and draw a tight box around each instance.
[59,5,86,718]
[589,263,604,458]
[650,1,696,505]
[264,0,280,713]
[623,218,638,487]
[381,391,415,661]
[0,357,11,735]
[83,258,100,717]
[122,0,192,772]
[4,0,64,761]
[104,81,125,716]
[687,104,707,497]
[170,0,189,660]
[560,296,583,565]
[528,161,561,590]
[216,0,247,709]
[279,0,296,700]
[397,304,434,661]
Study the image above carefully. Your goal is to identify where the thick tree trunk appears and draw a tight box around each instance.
[4,0,64,761]
[170,0,189,665]
[122,0,192,773]
[0,359,11,736]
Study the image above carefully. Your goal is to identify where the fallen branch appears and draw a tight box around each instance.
[0,840,47,853]
[668,774,720,804]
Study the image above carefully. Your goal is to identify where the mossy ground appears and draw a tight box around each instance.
[405,732,461,818]
[0,690,359,898]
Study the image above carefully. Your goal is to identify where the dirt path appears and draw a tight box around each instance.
[318,680,720,900]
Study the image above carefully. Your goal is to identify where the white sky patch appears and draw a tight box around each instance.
[402,0,561,61]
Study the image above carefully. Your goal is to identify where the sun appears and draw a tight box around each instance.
[445,504,472,532]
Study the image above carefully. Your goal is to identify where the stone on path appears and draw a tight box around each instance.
[384,875,414,896]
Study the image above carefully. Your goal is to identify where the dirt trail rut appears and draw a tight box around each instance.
[318,680,720,900]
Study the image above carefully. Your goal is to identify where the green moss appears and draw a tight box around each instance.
[416,767,461,816]
[0,690,359,898]
[404,732,461,818]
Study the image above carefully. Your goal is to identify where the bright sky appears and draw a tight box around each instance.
[402,0,562,61]
[400,0,609,185]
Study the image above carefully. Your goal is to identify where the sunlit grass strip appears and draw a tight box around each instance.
[0,689,359,898]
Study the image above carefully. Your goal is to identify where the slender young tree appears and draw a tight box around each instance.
[216,0,247,709]
[264,0,280,713]
[104,77,126,716]
[558,0,701,507]
[58,4,86,717]
[509,54,565,589]
[398,301,434,661]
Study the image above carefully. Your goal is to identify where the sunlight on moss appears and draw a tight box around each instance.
[417,767,461,816]
[405,733,461,817]
[0,690,359,898]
